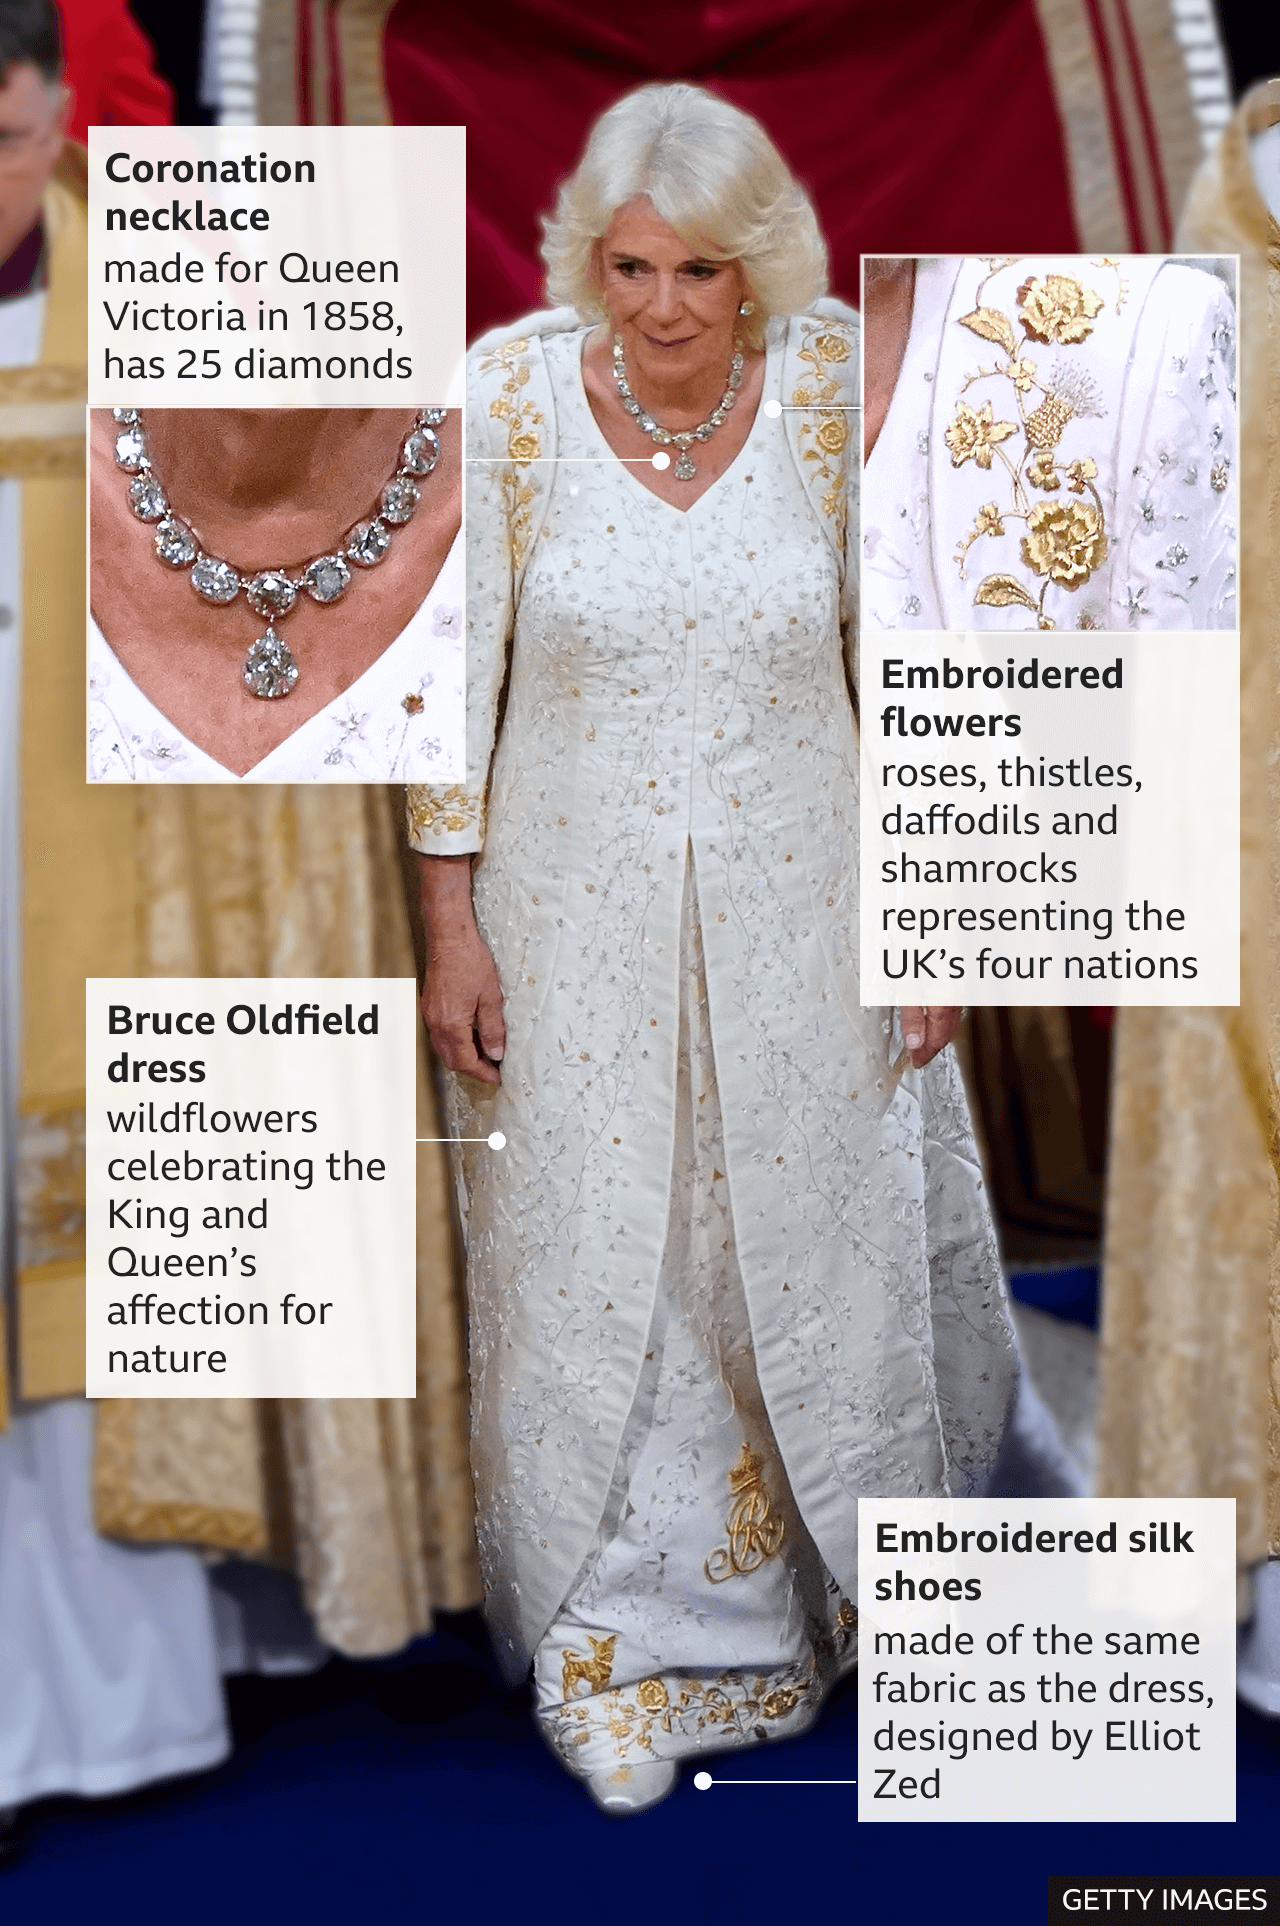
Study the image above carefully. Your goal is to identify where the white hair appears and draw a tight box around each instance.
[541,83,828,348]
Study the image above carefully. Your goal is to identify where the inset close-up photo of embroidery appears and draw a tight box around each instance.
[862,255,1238,633]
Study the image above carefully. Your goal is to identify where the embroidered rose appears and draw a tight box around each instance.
[815,417,848,454]
[508,430,540,461]
[1017,274,1104,345]
[1027,449,1060,491]
[636,1679,669,1711]
[1065,458,1097,494]
[762,1687,801,1719]
[944,400,1017,470]
[1021,499,1108,588]
[811,331,850,363]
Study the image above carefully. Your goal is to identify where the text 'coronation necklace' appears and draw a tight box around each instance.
[611,336,744,481]
[112,407,447,699]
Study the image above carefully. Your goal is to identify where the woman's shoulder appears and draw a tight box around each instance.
[467,307,588,369]
[776,303,860,398]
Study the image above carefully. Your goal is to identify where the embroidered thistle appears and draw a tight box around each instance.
[1025,363,1104,450]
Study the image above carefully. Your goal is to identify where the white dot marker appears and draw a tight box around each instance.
[763,397,783,419]
[693,1771,712,1791]
[487,1131,507,1150]
[651,451,671,470]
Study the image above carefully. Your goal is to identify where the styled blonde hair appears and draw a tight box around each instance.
[541,83,828,349]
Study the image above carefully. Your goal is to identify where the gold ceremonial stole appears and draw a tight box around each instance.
[1,155,139,1426]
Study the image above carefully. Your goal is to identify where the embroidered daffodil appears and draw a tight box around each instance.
[944,400,1017,469]
[1065,458,1097,494]
[1017,274,1104,345]
[1021,499,1108,588]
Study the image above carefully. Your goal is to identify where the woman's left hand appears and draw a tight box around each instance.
[899,1006,962,1068]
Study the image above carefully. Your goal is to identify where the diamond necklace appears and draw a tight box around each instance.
[611,337,744,481]
[112,407,447,700]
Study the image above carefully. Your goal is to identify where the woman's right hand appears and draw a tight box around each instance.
[418,854,507,1086]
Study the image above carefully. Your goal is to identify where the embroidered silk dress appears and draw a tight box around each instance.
[408,308,1016,1773]
[864,256,1238,633]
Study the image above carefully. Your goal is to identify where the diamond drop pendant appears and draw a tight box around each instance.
[674,450,698,481]
[242,628,299,700]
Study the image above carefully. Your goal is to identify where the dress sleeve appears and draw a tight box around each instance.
[781,306,861,700]
[406,332,550,856]
[1110,265,1237,630]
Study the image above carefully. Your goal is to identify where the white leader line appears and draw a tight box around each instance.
[695,1777,857,1786]
[416,1134,506,1146]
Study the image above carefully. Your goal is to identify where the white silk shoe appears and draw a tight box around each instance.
[584,1760,679,1814]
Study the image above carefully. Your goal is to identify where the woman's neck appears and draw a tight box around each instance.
[608,330,748,429]
[142,409,402,514]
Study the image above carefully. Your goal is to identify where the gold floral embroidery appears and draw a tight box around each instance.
[562,1634,617,1699]
[946,262,1111,623]
[550,1659,821,1763]
[1021,499,1108,587]
[944,400,1017,470]
[478,335,545,570]
[791,318,854,544]
[704,1443,785,1582]
[1016,273,1103,345]
[811,330,850,363]
[1027,449,1059,491]
[17,1101,86,1273]
[406,784,484,843]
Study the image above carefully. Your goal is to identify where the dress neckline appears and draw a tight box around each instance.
[89,528,462,781]
[566,328,782,518]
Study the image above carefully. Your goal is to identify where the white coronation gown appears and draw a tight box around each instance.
[408,309,1017,1775]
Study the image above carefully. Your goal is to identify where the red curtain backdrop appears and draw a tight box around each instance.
[385,0,1081,342]
[59,0,174,140]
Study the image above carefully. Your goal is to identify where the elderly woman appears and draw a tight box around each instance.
[408,84,1015,1813]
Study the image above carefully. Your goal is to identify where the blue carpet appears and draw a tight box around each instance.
[5,1612,1276,1922]
[1008,1264,1100,1329]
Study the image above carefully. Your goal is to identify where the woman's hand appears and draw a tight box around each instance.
[418,854,506,1086]
[899,1006,962,1069]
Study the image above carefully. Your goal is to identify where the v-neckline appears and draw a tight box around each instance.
[568,328,779,519]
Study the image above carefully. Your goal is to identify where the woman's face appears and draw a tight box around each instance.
[597,196,748,389]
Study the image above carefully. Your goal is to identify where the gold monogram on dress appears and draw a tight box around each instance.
[561,1633,617,1699]
[704,1443,785,1582]
[945,264,1112,630]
